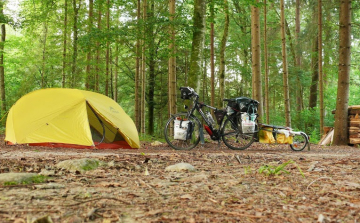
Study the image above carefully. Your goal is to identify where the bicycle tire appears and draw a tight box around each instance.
[290,132,308,151]
[164,113,201,150]
[221,115,255,150]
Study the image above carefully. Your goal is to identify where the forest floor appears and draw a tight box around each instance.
[1,138,360,223]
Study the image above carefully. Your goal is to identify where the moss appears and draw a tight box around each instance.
[3,175,48,186]
[81,159,100,171]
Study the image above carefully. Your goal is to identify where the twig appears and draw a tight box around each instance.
[64,197,131,207]
[307,177,333,190]
[86,208,99,220]
[198,207,266,218]
[0,209,61,213]
[221,151,234,163]
[327,191,354,199]
[137,177,160,196]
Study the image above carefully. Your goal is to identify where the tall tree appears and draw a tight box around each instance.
[309,7,318,110]
[62,0,68,88]
[280,0,291,127]
[85,0,94,90]
[188,0,206,89]
[135,0,141,131]
[105,0,110,96]
[41,10,48,88]
[71,0,81,88]
[114,42,118,102]
[295,0,303,112]
[319,0,324,135]
[333,0,351,145]
[168,0,176,118]
[264,0,269,124]
[210,0,215,109]
[218,0,229,107]
[251,0,263,119]
[95,0,102,92]
[0,1,6,114]
[148,0,156,135]
[141,0,147,134]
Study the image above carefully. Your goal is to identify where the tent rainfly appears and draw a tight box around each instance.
[5,88,140,149]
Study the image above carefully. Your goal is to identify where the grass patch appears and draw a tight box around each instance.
[140,134,165,143]
[258,160,304,177]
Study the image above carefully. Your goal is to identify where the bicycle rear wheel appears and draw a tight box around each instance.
[164,113,201,150]
[222,116,255,150]
[290,132,308,151]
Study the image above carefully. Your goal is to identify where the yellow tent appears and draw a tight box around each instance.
[5,88,140,149]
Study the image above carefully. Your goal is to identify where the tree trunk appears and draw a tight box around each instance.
[62,0,68,88]
[141,0,147,134]
[319,0,324,135]
[210,0,215,109]
[264,0,269,124]
[0,2,6,115]
[251,0,263,119]
[105,0,110,96]
[188,0,206,89]
[168,0,176,120]
[114,42,118,102]
[148,0,156,135]
[218,0,229,107]
[95,0,102,92]
[71,0,81,88]
[41,22,48,88]
[309,35,319,109]
[295,0,302,113]
[333,0,351,145]
[280,0,291,127]
[135,0,141,131]
[85,0,93,90]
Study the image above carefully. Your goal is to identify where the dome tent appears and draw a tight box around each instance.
[5,88,140,149]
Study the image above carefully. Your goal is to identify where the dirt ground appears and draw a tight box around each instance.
[0,139,360,223]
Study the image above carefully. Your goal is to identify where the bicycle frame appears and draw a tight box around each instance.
[185,95,235,142]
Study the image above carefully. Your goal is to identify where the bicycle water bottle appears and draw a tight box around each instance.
[206,111,215,125]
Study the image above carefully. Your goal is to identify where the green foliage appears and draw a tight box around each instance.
[139,133,165,143]
[81,160,100,171]
[244,166,252,175]
[258,160,304,177]
[3,175,48,186]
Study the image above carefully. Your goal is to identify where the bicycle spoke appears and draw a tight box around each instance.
[164,113,200,150]
[222,117,254,150]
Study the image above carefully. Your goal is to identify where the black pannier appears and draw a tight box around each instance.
[180,87,193,100]
[228,97,259,113]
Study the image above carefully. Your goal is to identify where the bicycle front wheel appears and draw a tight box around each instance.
[222,116,255,150]
[164,113,201,150]
[290,132,308,151]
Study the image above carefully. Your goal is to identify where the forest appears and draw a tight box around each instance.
[0,0,359,144]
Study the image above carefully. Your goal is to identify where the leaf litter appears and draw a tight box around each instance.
[0,140,360,222]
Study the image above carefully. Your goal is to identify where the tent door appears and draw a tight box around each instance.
[87,102,105,145]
